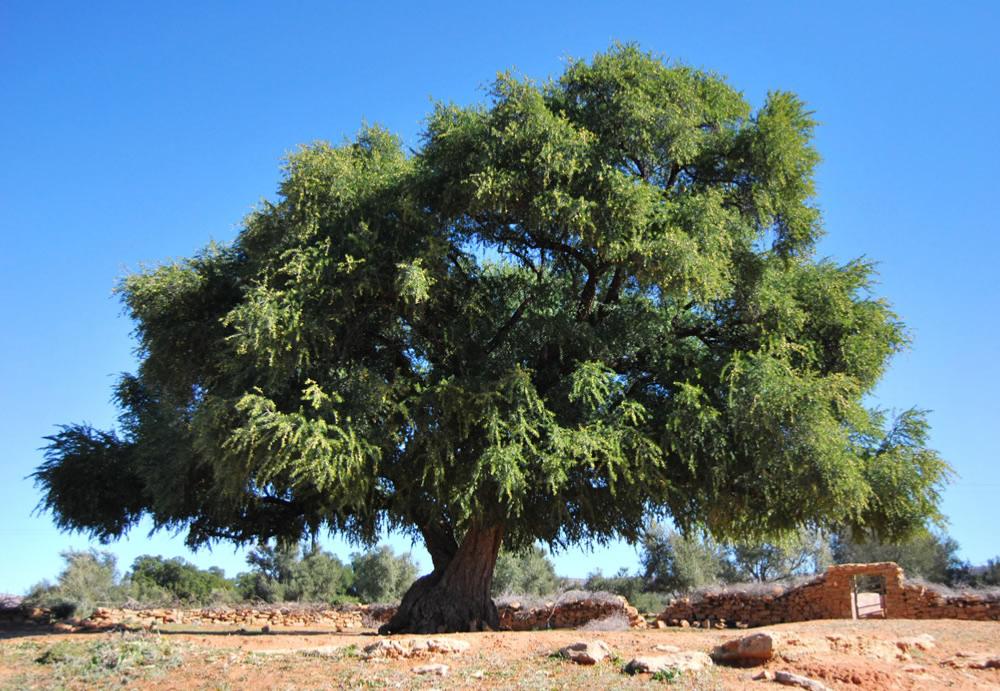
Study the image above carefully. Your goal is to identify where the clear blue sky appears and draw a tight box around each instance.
[2,1,997,594]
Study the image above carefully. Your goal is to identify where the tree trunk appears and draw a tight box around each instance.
[379,523,503,634]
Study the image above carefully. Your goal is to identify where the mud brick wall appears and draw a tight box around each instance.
[657,562,1000,628]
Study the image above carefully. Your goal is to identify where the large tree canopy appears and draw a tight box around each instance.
[35,45,949,632]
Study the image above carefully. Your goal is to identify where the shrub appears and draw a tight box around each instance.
[492,545,559,596]
[350,545,417,603]
[24,550,126,619]
[126,555,235,605]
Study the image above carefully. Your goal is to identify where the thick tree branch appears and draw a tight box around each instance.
[484,291,535,355]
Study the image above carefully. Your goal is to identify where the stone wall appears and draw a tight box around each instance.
[500,593,645,630]
[657,562,1000,629]
[0,592,644,632]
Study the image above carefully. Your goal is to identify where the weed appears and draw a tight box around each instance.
[652,667,681,683]
[33,631,184,687]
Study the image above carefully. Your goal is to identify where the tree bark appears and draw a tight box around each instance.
[379,523,503,634]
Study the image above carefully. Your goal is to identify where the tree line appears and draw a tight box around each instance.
[23,541,418,619]
[582,524,1000,612]
[26,522,997,622]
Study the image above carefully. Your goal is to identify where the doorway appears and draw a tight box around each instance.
[852,574,886,619]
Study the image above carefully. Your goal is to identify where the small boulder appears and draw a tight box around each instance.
[559,640,612,665]
[712,631,780,666]
[425,638,471,654]
[653,644,680,653]
[624,651,712,674]
[773,670,831,691]
[941,653,1000,669]
[413,663,449,676]
[895,634,935,652]
[363,640,408,659]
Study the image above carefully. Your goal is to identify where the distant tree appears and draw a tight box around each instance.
[25,550,124,618]
[350,546,418,603]
[236,541,300,602]
[978,558,1000,586]
[832,528,962,584]
[491,545,559,596]
[236,540,354,603]
[584,567,645,603]
[726,529,831,582]
[286,543,354,603]
[641,522,727,592]
[127,555,234,605]
[34,43,952,633]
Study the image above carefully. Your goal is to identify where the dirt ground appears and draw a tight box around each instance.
[1,618,997,690]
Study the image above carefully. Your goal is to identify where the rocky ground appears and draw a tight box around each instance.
[0,618,997,689]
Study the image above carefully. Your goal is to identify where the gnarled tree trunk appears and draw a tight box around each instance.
[379,522,503,634]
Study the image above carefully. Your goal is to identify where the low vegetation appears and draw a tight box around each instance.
[22,541,420,619]
[17,523,998,621]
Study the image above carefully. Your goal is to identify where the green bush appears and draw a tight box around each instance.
[24,550,126,619]
[350,545,417,603]
[236,540,355,604]
[492,545,559,596]
[127,555,236,605]
[641,522,727,592]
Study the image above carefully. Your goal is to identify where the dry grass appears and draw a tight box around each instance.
[905,578,1000,600]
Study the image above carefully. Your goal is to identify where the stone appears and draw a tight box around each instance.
[655,619,668,629]
[624,652,713,674]
[773,670,831,691]
[558,640,612,665]
[425,638,471,654]
[413,663,449,676]
[895,634,935,652]
[653,644,680,653]
[363,640,409,658]
[941,653,1000,669]
[363,638,470,659]
[711,631,780,666]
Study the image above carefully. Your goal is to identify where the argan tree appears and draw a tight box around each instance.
[35,45,950,633]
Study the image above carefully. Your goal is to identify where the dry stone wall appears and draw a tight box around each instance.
[500,593,644,630]
[0,593,644,632]
[657,562,1000,629]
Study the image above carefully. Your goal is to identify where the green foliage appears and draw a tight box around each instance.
[127,555,235,605]
[34,633,183,686]
[651,668,681,683]
[973,558,1000,587]
[491,545,559,596]
[349,545,417,603]
[726,528,832,582]
[25,550,126,619]
[832,527,963,585]
[236,540,354,604]
[584,567,645,604]
[35,44,949,599]
[641,522,727,592]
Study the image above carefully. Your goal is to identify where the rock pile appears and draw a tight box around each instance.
[362,638,471,659]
